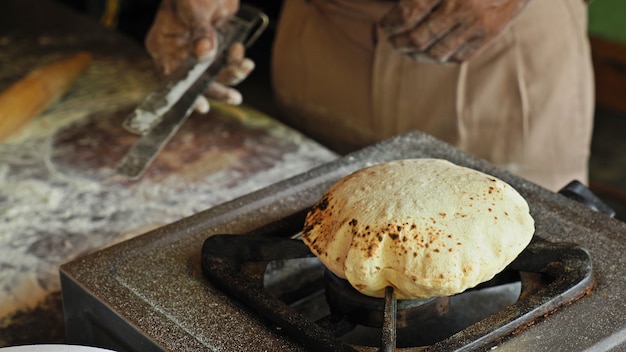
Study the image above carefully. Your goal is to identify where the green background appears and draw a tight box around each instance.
[589,0,626,43]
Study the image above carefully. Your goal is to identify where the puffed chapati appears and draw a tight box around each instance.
[302,159,534,299]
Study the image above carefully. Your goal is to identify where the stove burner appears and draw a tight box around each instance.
[324,269,449,329]
[201,210,594,351]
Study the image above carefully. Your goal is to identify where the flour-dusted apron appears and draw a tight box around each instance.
[271,0,593,191]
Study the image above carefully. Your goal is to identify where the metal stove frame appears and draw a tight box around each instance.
[60,131,626,352]
[202,230,593,351]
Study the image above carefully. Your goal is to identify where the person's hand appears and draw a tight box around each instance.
[145,0,254,113]
[379,0,531,63]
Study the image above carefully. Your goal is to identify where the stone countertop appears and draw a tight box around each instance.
[0,0,336,345]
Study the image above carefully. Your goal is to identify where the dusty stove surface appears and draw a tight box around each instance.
[61,131,626,352]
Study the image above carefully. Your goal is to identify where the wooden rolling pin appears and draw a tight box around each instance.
[0,51,92,142]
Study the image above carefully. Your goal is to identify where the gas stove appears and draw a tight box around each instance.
[60,131,626,351]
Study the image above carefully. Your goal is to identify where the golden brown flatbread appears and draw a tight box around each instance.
[302,159,534,299]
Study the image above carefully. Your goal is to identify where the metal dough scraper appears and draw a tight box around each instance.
[116,5,268,179]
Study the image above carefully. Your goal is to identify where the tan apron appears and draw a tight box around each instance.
[271,0,594,191]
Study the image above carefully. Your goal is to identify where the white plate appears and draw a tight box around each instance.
[0,345,115,352]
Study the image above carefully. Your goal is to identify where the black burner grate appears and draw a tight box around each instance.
[201,209,594,352]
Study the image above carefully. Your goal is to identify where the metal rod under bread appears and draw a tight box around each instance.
[381,286,397,352]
